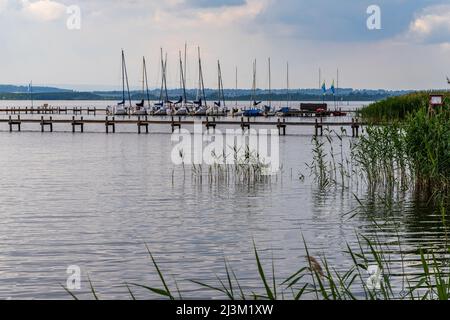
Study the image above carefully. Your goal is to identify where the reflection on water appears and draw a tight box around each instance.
[0,103,447,300]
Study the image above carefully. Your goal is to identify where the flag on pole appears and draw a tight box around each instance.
[330,80,335,95]
[321,81,326,94]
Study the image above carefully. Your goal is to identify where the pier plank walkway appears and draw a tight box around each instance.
[0,116,365,137]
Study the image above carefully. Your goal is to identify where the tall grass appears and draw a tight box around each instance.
[181,145,277,186]
[403,109,449,193]
[310,96,449,199]
[359,91,450,121]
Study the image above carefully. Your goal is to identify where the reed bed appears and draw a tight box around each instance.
[358,91,450,121]
[177,145,278,186]
[356,95,449,197]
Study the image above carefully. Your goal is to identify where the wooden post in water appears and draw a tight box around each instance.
[71,116,84,132]
[277,118,287,136]
[106,116,116,133]
[351,118,355,137]
[8,115,21,132]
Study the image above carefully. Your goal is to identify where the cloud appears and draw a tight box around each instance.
[407,5,450,44]
[151,0,268,28]
[252,0,449,42]
[1,0,450,90]
[185,0,245,8]
[21,0,67,21]
[0,0,8,12]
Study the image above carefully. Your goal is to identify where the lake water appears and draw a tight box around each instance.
[0,101,445,299]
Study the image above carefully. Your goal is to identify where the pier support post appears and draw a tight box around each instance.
[106,116,116,133]
[351,118,360,138]
[240,116,250,132]
[8,115,21,132]
[314,119,323,137]
[137,116,149,134]
[277,119,287,136]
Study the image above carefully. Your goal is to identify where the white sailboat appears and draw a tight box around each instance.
[131,57,150,116]
[207,60,226,116]
[152,49,171,116]
[107,50,131,116]
[243,59,263,117]
[175,46,189,116]
[193,47,208,116]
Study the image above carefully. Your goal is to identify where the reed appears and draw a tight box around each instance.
[359,91,450,121]
[188,145,275,186]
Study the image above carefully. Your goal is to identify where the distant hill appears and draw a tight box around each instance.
[0,84,412,101]
[0,85,73,94]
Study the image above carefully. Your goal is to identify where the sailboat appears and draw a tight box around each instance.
[276,62,300,117]
[107,50,131,116]
[207,60,226,116]
[193,47,208,116]
[231,67,240,116]
[131,57,150,116]
[175,46,190,116]
[152,49,170,116]
[243,59,263,117]
[263,58,273,116]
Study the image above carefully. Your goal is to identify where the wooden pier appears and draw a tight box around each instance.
[0,115,364,137]
[0,106,359,117]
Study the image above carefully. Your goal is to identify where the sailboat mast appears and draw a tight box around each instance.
[142,57,145,96]
[268,57,272,108]
[121,50,125,103]
[122,51,132,108]
[163,53,169,103]
[287,62,290,108]
[143,57,151,108]
[184,42,187,92]
[252,59,256,106]
[217,60,225,108]
[159,48,164,103]
[235,66,238,108]
[198,47,206,106]
[180,51,187,104]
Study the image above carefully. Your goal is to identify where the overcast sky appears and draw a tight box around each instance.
[1,0,450,90]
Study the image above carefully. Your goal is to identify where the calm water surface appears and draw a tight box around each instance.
[0,101,445,299]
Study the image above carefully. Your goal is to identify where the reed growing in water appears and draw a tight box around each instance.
[358,91,450,121]
[356,94,449,197]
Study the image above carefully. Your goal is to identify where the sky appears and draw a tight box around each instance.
[1,0,450,90]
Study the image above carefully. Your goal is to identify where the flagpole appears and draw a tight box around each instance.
[334,81,336,110]
[30,81,33,108]
[319,68,321,91]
